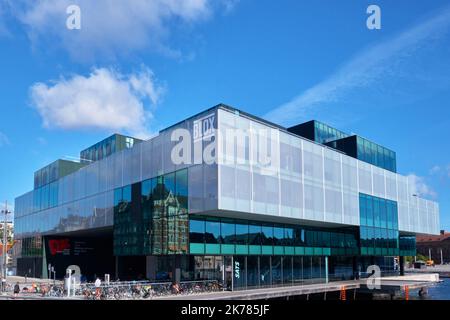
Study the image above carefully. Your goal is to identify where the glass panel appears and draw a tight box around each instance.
[205,220,220,244]
[247,256,259,289]
[235,223,248,245]
[271,256,282,286]
[233,256,246,290]
[220,221,235,244]
[260,256,271,287]
[189,218,205,243]
[282,256,293,286]
[261,225,273,246]
[249,224,262,245]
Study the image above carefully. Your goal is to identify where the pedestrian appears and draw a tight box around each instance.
[94,277,101,299]
[13,282,20,297]
[1,277,5,292]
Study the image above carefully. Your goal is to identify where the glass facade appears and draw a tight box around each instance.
[217,108,439,234]
[114,169,189,256]
[314,121,349,144]
[189,216,358,256]
[359,193,399,256]
[399,236,416,256]
[80,134,142,164]
[232,255,327,290]
[20,236,43,257]
[13,104,439,282]
[34,160,86,189]
[356,136,396,172]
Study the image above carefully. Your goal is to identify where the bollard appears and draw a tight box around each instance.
[404,285,409,301]
[340,286,346,301]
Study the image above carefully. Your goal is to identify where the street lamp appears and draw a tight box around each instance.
[1,201,12,280]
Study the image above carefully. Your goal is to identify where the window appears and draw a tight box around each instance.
[205,220,220,244]
[273,227,284,246]
[261,225,273,246]
[220,221,235,244]
[294,228,305,246]
[189,218,205,243]
[249,224,262,245]
[235,223,249,245]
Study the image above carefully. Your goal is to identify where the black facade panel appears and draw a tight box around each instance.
[287,121,315,141]
[325,135,358,158]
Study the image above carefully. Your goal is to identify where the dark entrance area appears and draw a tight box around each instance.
[117,256,146,280]
[43,229,115,281]
[17,257,43,279]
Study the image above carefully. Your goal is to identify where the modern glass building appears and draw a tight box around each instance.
[13,104,440,290]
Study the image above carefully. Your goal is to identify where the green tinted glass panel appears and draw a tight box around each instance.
[285,246,295,255]
[262,246,273,255]
[190,243,205,254]
[221,244,235,255]
[274,246,284,255]
[249,245,262,255]
[235,245,248,255]
[313,247,323,256]
[205,244,221,254]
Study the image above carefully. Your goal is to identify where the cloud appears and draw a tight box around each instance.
[29,66,165,139]
[3,0,232,61]
[265,5,450,126]
[0,132,10,146]
[407,173,437,199]
[429,164,450,180]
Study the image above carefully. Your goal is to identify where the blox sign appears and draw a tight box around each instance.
[193,113,216,142]
[171,112,217,165]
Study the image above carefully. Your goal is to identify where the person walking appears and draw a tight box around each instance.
[94,277,101,299]
[13,282,20,297]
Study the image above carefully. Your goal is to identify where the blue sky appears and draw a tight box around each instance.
[0,0,449,229]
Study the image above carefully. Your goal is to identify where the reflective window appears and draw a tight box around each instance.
[220,221,235,244]
[190,218,205,243]
[205,220,220,244]
[235,223,249,245]
[249,224,262,245]
[261,225,273,246]
[273,227,284,246]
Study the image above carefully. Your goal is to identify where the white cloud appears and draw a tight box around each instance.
[0,132,10,146]
[407,173,437,199]
[29,66,165,139]
[265,5,450,126]
[429,164,450,179]
[3,0,231,61]
[430,165,441,175]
